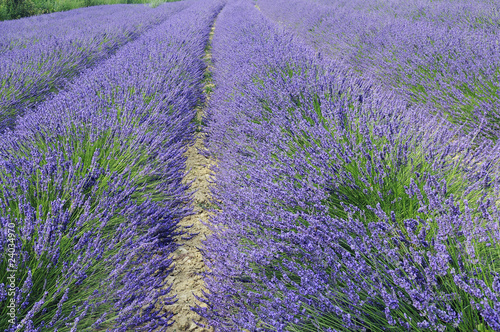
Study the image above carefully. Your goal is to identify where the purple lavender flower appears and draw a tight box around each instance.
[0,0,224,330]
[194,1,500,331]
[0,1,191,131]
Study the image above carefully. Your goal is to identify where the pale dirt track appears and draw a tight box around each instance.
[162,21,217,332]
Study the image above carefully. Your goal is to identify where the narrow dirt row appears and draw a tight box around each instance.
[162,14,218,332]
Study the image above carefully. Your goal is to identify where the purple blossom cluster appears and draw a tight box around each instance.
[257,0,500,140]
[194,1,500,331]
[0,1,189,130]
[0,0,223,330]
[0,4,180,54]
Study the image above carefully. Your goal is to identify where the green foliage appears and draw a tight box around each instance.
[394,60,500,142]
[227,61,500,331]
[0,114,173,330]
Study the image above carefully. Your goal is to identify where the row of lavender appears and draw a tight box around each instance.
[0,0,223,330]
[195,1,500,331]
[0,4,170,54]
[257,0,500,141]
[0,1,189,130]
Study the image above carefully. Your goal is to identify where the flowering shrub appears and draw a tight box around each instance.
[258,0,500,141]
[0,0,224,330]
[0,1,189,130]
[194,1,500,331]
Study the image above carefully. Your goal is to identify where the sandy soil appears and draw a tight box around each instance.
[162,21,217,332]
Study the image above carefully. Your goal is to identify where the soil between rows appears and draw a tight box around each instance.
[161,18,218,332]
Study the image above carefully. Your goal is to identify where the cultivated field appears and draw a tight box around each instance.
[0,0,499,331]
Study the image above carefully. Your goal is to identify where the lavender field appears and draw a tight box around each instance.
[1,0,499,331]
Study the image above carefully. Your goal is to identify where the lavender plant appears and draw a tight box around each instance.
[194,1,500,331]
[0,0,224,329]
[257,0,500,141]
[0,4,178,54]
[0,0,190,130]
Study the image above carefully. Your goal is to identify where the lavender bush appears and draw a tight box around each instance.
[0,0,224,330]
[257,0,500,141]
[0,1,189,130]
[0,4,176,54]
[194,1,500,331]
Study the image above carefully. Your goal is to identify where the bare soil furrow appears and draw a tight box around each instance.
[164,15,218,332]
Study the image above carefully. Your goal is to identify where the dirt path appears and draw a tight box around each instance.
[163,17,218,332]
